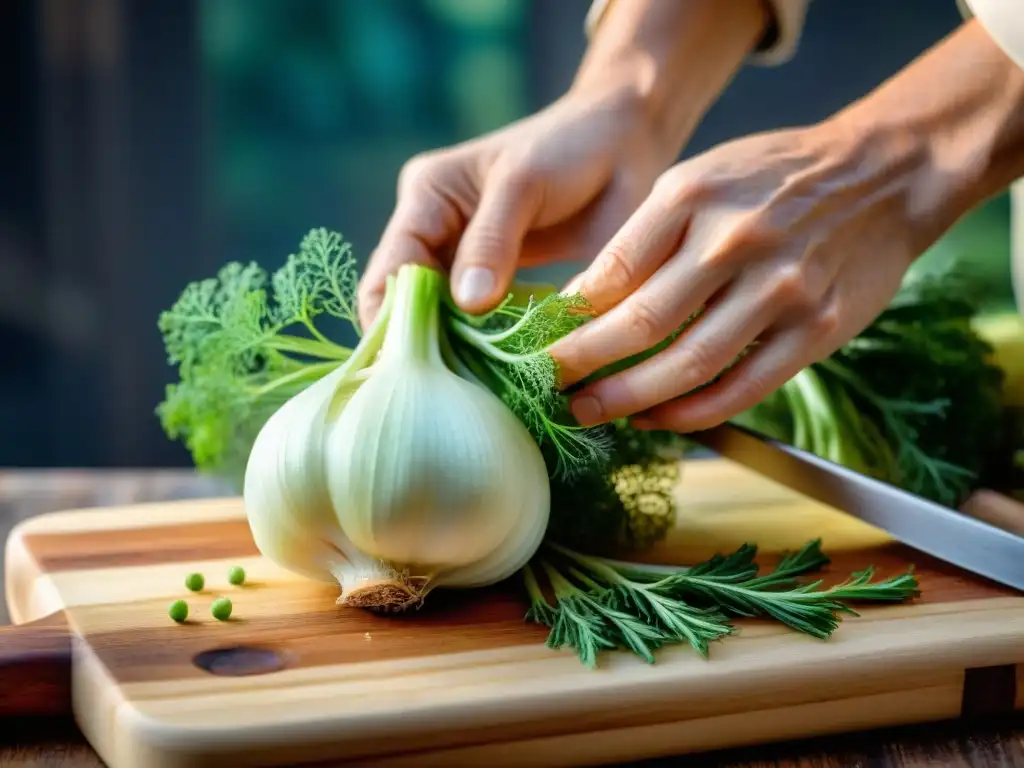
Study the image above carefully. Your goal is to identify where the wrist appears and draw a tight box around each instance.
[834,20,1024,249]
[570,0,768,163]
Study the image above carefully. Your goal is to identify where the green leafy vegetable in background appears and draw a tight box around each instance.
[733,271,1006,506]
[157,226,1014,667]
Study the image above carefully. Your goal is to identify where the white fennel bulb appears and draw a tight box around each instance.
[243,264,551,611]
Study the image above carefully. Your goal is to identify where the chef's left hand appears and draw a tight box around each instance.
[550,120,933,432]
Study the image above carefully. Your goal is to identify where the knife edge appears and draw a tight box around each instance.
[688,422,1024,591]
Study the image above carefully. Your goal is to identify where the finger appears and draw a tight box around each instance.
[449,167,544,314]
[357,189,464,329]
[552,203,781,389]
[570,178,692,314]
[564,273,780,425]
[552,249,728,389]
[631,303,842,433]
[555,204,837,391]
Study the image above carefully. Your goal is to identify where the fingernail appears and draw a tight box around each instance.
[571,395,604,426]
[456,267,495,307]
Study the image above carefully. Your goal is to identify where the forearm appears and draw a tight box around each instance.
[570,0,770,163]
[835,19,1024,246]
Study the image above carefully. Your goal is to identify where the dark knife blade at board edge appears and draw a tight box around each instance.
[687,422,1024,592]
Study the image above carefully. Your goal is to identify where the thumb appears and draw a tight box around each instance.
[449,168,542,314]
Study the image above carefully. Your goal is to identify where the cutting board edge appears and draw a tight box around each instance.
[73,652,1011,768]
[68,607,1024,768]
[4,523,62,626]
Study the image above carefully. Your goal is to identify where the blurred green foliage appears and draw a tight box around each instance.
[909,193,1013,314]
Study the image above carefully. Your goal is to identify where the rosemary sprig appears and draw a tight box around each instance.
[523,557,735,668]
[524,539,920,667]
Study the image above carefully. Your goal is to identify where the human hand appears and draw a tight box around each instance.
[356,85,674,329]
[550,121,940,433]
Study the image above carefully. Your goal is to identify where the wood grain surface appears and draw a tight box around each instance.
[3,460,1023,768]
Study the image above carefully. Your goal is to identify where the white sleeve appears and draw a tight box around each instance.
[958,0,1024,71]
[584,0,812,67]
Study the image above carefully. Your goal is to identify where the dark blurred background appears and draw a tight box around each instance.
[0,0,1013,469]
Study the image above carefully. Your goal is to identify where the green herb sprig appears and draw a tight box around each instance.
[524,539,919,667]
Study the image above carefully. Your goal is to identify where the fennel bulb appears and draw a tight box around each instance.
[159,226,933,667]
[243,264,551,610]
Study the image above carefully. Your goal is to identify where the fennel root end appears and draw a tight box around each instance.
[337,576,430,612]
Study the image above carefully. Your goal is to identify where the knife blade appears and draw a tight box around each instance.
[688,422,1024,591]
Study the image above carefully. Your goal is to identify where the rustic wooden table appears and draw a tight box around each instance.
[0,469,1020,768]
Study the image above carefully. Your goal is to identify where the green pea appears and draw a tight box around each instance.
[211,597,233,621]
[168,599,189,623]
[184,572,205,592]
[227,566,246,586]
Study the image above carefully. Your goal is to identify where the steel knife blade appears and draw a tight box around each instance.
[687,422,1024,591]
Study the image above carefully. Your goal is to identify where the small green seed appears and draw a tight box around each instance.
[184,572,205,592]
[168,600,189,623]
[227,566,246,586]
[211,597,233,621]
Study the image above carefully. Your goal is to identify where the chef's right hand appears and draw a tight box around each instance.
[356,83,675,329]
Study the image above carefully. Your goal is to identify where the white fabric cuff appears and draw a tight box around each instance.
[959,0,1024,72]
[584,0,811,67]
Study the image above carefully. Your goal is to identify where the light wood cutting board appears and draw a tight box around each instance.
[3,457,1024,768]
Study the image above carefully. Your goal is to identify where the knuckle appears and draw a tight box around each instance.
[625,301,669,348]
[679,338,721,384]
[651,168,681,200]
[398,152,443,194]
[684,177,718,205]
[592,243,637,294]
[706,219,784,271]
[732,374,770,408]
[768,264,814,307]
[810,301,842,339]
[731,217,784,252]
[700,240,738,271]
[654,171,715,210]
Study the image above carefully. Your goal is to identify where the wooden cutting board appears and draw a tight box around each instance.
[3,458,1023,768]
